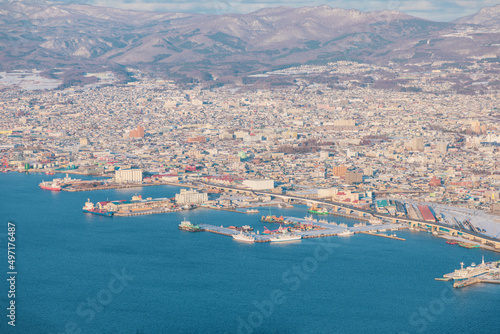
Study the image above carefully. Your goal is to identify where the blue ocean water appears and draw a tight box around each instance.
[0,172,499,334]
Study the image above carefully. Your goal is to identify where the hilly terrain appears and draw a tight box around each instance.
[0,0,499,86]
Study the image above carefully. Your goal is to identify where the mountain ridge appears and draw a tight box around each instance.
[1,1,498,85]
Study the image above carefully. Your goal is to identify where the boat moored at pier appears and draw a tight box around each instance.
[179,219,204,232]
[82,199,114,216]
[39,180,62,191]
[232,232,255,242]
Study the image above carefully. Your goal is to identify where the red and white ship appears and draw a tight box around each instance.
[39,180,62,191]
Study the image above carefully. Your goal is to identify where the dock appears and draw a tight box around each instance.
[195,219,408,244]
[328,211,371,221]
[452,273,500,288]
[453,277,482,288]
[114,208,182,217]
[200,205,248,214]
[359,231,406,241]
[199,224,270,242]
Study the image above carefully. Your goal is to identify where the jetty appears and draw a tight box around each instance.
[359,231,406,241]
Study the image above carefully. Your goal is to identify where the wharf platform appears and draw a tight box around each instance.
[359,231,406,241]
[200,205,247,214]
[198,224,270,242]
[438,235,500,254]
[64,183,162,192]
[114,208,182,217]
[452,274,500,288]
[328,211,371,221]
[196,219,409,243]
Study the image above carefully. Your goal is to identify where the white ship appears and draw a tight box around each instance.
[246,209,259,214]
[337,230,354,236]
[269,233,301,242]
[232,232,255,243]
[83,199,94,210]
[304,215,317,222]
[443,257,489,280]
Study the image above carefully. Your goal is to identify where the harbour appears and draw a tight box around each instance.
[2,173,500,334]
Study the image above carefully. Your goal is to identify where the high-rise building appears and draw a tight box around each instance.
[345,172,363,184]
[187,136,206,143]
[437,142,448,155]
[243,179,275,190]
[115,169,143,183]
[331,165,347,177]
[412,137,424,151]
[175,189,208,205]
[319,151,330,160]
[129,125,144,138]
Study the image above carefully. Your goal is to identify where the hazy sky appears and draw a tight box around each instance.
[61,0,499,21]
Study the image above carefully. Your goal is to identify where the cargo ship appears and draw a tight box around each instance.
[178,219,204,232]
[232,232,255,243]
[308,206,328,215]
[39,181,62,191]
[82,199,113,216]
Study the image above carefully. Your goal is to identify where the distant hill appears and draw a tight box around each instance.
[1,0,498,84]
[453,4,500,26]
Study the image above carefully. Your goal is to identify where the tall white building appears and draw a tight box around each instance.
[243,179,274,190]
[175,189,208,205]
[115,169,143,183]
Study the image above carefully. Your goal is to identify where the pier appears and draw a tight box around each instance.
[359,231,406,241]
[452,275,500,288]
[194,219,408,244]
[114,208,182,217]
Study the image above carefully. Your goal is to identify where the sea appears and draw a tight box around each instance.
[1,172,499,334]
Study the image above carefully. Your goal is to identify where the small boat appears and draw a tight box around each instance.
[246,209,259,214]
[458,242,480,249]
[446,241,457,245]
[308,205,328,215]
